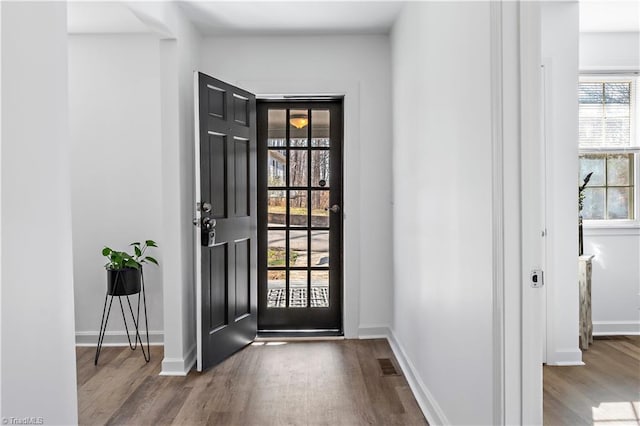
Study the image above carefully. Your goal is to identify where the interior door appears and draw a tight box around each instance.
[256,101,343,333]
[194,72,257,371]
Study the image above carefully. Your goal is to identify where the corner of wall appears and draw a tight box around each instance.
[156,1,200,374]
[357,325,449,425]
[160,343,196,376]
[387,328,449,426]
[545,348,584,366]
[357,325,391,339]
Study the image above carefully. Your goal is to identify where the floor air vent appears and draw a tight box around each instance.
[377,358,401,376]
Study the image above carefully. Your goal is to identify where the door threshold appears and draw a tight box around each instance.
[257,330,343,340]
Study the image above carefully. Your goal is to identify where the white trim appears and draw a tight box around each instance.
[593,321,640,335]
[357,325,390,339]
[549,361,585,366]
[579,147,640,153]
[387,329,449,426]
[519,2,545,425]
[75,331,164,346]
[584,222,640,236]
[160,343,197,376]
[489,3,506,425]
[193,71,203,372]
[244,78,361,339]
[353,326,469,426]
[545,349,584,366]
[580,68,640,75]
[350,325,451,424]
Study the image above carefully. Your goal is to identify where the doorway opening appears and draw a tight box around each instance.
[256,100,344,335]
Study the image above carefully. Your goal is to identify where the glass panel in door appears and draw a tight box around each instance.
[258,101,342,332]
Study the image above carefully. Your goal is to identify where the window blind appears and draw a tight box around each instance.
[579,81,632,147]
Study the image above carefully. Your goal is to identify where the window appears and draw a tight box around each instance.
[579,77,638,221]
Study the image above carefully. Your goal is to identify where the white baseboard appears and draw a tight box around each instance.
[358,325,391,339]
[160,343,196,376]
[386,329,449,426]
[545,348,584,366]
[75,330,164,346]
[357,326,447,424]
[593,321,640,336]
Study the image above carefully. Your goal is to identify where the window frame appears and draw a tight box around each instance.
[579,74,640,226]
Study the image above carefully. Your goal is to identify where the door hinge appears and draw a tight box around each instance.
[530,269,544,288]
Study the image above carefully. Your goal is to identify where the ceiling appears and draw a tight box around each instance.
[68,2,151,34]
[67,1,639,35]
[179,1,404,35]
[68,1,404,35]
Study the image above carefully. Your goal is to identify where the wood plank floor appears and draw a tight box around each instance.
[77,339,428,425]
[544,336,640,425]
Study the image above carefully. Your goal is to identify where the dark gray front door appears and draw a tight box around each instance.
[196,72,257,370]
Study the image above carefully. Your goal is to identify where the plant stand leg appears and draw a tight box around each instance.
[94,292,115,366]
[122,273,150,363]
[96,269,150,365]
[119,296,137,350]
[141,269,150,362]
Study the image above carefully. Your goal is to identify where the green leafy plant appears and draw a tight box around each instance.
[102,240,159,270]
[579,172,594,213]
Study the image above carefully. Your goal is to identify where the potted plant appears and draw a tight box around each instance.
[102,240,159,296]
[578,172,593,256]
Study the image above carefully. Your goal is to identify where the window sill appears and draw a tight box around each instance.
[583,220,640,236]
[583,220,639,229]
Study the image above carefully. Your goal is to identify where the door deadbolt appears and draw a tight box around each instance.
[197,202,212,213]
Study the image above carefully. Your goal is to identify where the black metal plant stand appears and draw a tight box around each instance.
[94,269,150,365]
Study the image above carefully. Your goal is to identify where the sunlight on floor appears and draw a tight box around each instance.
[251,341,288,346]
[592,401,640,425]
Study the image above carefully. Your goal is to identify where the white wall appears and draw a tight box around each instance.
[580,30,640,335]
[175,14,200,374]
[584,227,640,334]
[541,2,582,365]
[580,32,640,71]
[67,2,204,374]
[1,2,78,423]
[68,34,164,345]
[134,1,203,375]
[391,3,495,424]
[198,34,394,336]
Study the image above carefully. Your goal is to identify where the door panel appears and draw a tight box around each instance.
[208,244,228,330]
[205,134,227,219]
[196,72,257,371]
[234,138,250,216]
[235,239,250,318]
[257,101,343,333]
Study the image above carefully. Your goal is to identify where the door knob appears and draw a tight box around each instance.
[326,204,340,213]
[193,217,216,229]
[202,217,216,230]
